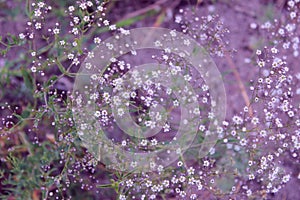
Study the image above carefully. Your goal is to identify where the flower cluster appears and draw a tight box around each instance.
[1,1,300,200]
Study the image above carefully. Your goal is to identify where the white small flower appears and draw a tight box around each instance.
[72,27,79,35]
[282,174,290,183]
[87,1,93,7]
[119,28,130,35]
[202,84,209,91]
[258,60,265,67]
[170,30,176,37]
[83,16,90,22]
[97,6,104,11]
[179,175,186,183]
[34,9,42,17]
[173,100,179,107]
[278,28,285,35]
[91,74,97,80]
[188,167,195,175]
[151,139,158,146]
[183,39,190,46]
[103,20,110,26]
[106,42,113,50]
[53,28,60,35]
[130,161,137,168]
[145,120,156,129]
[246,189,252,196]
[109,24,116,30]
[68,53,74,60]
[256,50,262,55]
[94,111,101,117]
[177,161,183,167]
[35,23,42,30]
[175,15,182,23]
[140,139,147,146]
[184,74,192,81]
[79,3,87,10]
[102,92,110,101]
[130,91,136,98]
[162,54,168,60]
[72,41,77,47]
[199,125,206,131]
[88,51,94,58]
[271,47,278,54]
[85,63,92,69]
[80,123,88,130]
[68,6,75,12]
[232,115,243,125]
[240,138,247,146]
[31,66,37,73]
[94,37,101,44]
[249,174,255,180]
[288,111,294,117]
[19,33,25,39]
[119,194,126,200]
[250,23,257,29]
[193,108,200,115]
[73,58,80,66]
[251,117,259,125]
[290,11,297,19]
[154,40,162,47]
[117,108,124,116]
[38,2,45,8]
[163,123,170,132]
[73,17,80,24]
[203,160,209,167]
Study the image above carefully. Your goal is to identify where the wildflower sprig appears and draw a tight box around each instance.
[1,1,300,200]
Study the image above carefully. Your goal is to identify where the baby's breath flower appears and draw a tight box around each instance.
[94,111,101,117]
[68,6,75,12]
[203,160,209,167]
[72,41,77,47]
[232,115,243,125]
[251,117,259,125]
[34,9,42,17]
[140,139,147,146]
[83,16,90,22]
[177,161,183,167]
[97,6,104,11]
[53,28,60,35]
[103,20,110,26]
[35,23,42,30]
[258,60,265,67]
[19,33,25,39]
[109,24,116,30]
[31,66,37,73]
[94,37,101,44]
[59,40,65,45]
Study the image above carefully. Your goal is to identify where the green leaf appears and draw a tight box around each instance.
[21,108,31,118]
[56,59,67,74]
[97,183,113,188]
[44,75,58,87]
[21,67,33,91]
[1,49,7,56]
[37,42,55,56]
[12,113,23,120]
[116,14,147,28]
